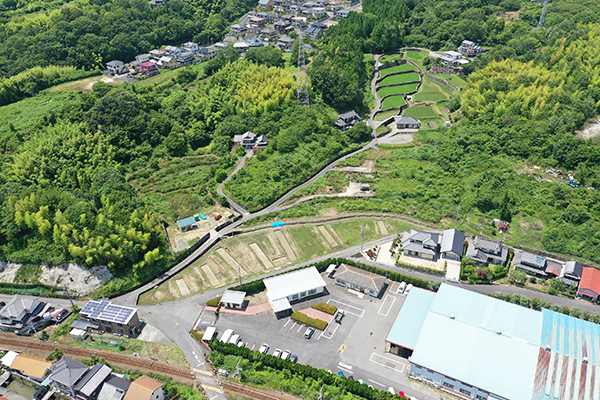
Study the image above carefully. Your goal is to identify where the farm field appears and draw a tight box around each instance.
[379,54,404,64]
[374,109,399,121]
[402,106,439,119]
[379,72,420,86]
[377,82,419,97]
[0,91,71,134]
[379,63,418,77]
[433,73,467,88]
[138,217,406,305]
[413,92,447,102]
[381,95,407,109]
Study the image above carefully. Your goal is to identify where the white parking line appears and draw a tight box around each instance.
[368,379,385,387]
[377,295,396,317]
[297,324,304,332]
[369,353,406,373]
[327,299,365,317]
[284,320,290,328]
[290,321,297,330]
[319,323,340,340]
[251,344,256,350]
[338,362,353,370]
[338,366,353,373]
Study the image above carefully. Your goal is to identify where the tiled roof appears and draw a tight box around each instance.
[578,267,600,297]
[11,354,54,379]
[123,376,163,400]
[49,357,88,386]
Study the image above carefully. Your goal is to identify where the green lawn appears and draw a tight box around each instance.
[413,92,448,102]
[379,54,404,65]
[406,50,424,61]
[402,106,439,118]
[420,118,445,130]
[379,63,417,77]
[374,109,399,121]
[379,72,420,86]
[0,91,71,134]
[381,95,406,109]
[377,83,419,97]
[433,74,467,88]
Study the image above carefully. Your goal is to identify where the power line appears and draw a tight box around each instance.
[297,33,310,106]
[534,0,548,31]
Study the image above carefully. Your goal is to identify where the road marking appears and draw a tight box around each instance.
[297,324,304,332]
[192,351,196,355]
[194,368,213,376]
[210,396,218,400]
[201,384,223,393]
[197,362,204,367]
[338,362,353,370]
[290,321,297,330]
[251,344,255,350]
[338,366,353,373]
[377,295,396,317]
[368,379,385,387]
[338,344,346,353]
[284,320,290,328]
[327,299,365,317]
[369,353,406,373]
[320,322,340,340]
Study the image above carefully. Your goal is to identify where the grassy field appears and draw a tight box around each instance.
[379,72,420,86]
[377,82,419,97]
[402,106,439,118]
[374,109,399,121]
[379,63,417,77]
[413,92,447,102]
[420,118,445,130]
[48,75,123,92]
[381,95,406,109]
[433,74,467,88]
[0,91,71,134]
[379,54,404,64]
[405,50,425,61]
[139,217,407,305]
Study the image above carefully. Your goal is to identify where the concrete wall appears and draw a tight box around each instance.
[410,363,496,400]
[287,285,324,301]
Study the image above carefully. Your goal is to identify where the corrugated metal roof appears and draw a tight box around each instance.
[176,216,196,228]
[264,266,326,302]
[385,287,435,350]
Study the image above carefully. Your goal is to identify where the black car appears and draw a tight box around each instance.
[55,309,72,323]
[16,318,54,336]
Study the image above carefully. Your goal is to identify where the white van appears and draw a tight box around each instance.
[397,282,407,295]
[220,329,234,343]
[229,333,241,345]
[404,284,413,296]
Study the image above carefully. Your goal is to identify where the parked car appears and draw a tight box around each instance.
[281,350,291,360]
[338,371,344,377]
[215,214,222,220]
[259,343,269,354]
[229,334,241,345]
[290,354,298,363]
[54,309,72,323]
[237,341,246,348]
[304,327,315,339]
[335,311,345,323]
[16,319,54,336]
[273,349,282,358]
[404,284,413,295]
[397,282,407,295]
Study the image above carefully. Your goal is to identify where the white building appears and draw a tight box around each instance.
[220,289,246,309]
[263,266,326,314]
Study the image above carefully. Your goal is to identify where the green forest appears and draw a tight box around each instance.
[2,0,600,294]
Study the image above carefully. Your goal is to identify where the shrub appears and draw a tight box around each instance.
[311,302,337,315]
[207,297,222,307]
[290,311,328,330]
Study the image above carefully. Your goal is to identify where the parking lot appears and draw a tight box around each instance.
[197,275,414,394]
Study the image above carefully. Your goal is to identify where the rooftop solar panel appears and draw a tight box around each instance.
[81,300,137,324]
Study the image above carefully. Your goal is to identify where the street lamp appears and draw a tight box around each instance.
[455,205,461,229]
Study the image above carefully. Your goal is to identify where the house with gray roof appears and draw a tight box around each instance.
[333,264,386,297]
[334,110,361,131]
[465,236,509,266]
[514,251,564,279]
[0,295,43,327]
[395,117,420,129]
[440,229,465,261]
[563,260,583,283]
[106,60,127,75]
[97,375,131,400]
[402,230,440,261]
[74,364,113,400]
[49,357,90,398]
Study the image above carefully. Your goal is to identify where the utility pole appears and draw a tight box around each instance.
[455,205,461,229]
[145,341,153,360]
[64,287,74,307]
[237,265,242,286]
[534,0,549,31]
[359,225,364,253]
[408,211,412,231]
[296,32,310,106]
[318,385,324,400]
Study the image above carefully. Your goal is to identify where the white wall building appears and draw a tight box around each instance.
[263,266,326,314]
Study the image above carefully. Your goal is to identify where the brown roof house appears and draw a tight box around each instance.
[10,353,54,381]
[333,264,385,297]
[123,376,164,400]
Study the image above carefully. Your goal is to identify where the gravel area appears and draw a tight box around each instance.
[40,263,113,295]
[0,261,21,283]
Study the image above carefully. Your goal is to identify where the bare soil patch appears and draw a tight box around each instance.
[576,117,600,140]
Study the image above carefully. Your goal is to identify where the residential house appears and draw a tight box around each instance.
[311,21,327,30]
[333,263,386,297]
[563,260,584,283]
[233,131,257,149]
[254,135,268,151]
[291,16,308,26]
[258,12,279,22]
[230,24,247,35]
[249,16,266,27]
[198,47,217,60]
[328,1,341,11]
[334,9,351,18]
[311,7,326,16]
[261,28,278,38]
[465,236,509,266]
[303,27,322,39]
[151,0,164,6]
[220,290,246,309]
[176,51,195,66]
[49,357,90,399]
[0,295,44,330]
[139,62,159,77]
[284,25,296,34]
[246,35,263,47]
[458,40,482,57]
[106,61,127,75]
[275,20,291,32]
[334,110,361,131]
[277,36,295,50]
[73,364,113,400]
[135,54,150,63]
[97,375,131,400]
[440,228,465,261]
[234,42,250,53]
[514,251,563,278]
[288,5,300,14]
[394,117,421,129]
[123,376,164,400]
[164,45,181,56]
[214,42,230,51]
[439,50,469,66]
[248,25,262,34]
[402,229,440,260]
[316,0,329,5]
[9,353,54,382]
[578,267,600,302]
[281,14,294,22]
[149,49,166,59]
[158,56,178,69]
[258,0,274,10]
[183,42,199,53]
[79,300,140,337]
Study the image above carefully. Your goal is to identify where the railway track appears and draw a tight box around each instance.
[220,381,291,400]
[0,333,194,382]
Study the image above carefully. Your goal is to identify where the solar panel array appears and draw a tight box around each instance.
[80,300,137,324]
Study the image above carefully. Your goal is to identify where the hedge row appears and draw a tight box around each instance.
[312,302,337,315]
[291,311,328,330]
[207,340,405,400]
[207,297,221,307]
[395,259,445,276]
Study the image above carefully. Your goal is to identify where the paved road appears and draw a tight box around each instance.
[216,154,248,216]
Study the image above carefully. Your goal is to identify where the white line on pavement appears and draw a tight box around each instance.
[377,295,395,317]
[327,299,364,317]
[368,379,385,387]
[320,323,340,340]
[297,324,304,332]
[210,396,218,400]
[369,353,406,373]
[338,362,353,370]
[290,321,297,330]
[284,320,290,328]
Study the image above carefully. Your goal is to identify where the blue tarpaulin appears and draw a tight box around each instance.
[200,214,207,220]
[271,221,284,227]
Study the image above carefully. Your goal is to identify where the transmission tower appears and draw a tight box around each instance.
[534,0,548,31]
[296,33,310,106]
